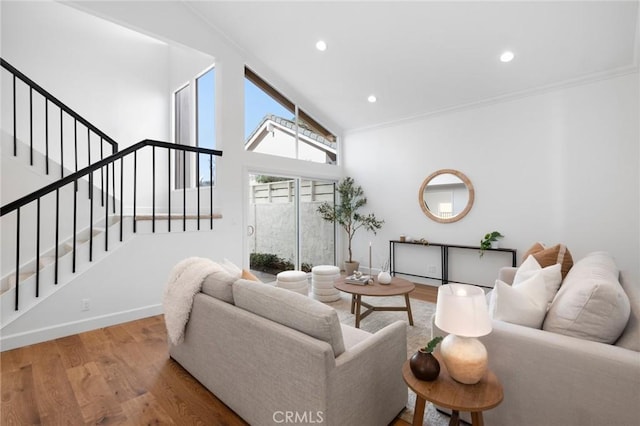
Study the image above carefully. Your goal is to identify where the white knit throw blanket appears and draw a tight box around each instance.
[163,257,218,345]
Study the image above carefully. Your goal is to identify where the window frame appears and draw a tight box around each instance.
[171,64,216,190]
[195,65,216,187]
[244,67,337,164]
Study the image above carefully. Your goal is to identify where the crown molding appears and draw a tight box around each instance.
[346,64,639,137]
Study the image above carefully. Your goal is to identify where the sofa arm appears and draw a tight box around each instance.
[498,266,517,284]
[327,321,408,425]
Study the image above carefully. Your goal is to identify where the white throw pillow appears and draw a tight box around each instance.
[514,255,562,307]
[490,272,548,328]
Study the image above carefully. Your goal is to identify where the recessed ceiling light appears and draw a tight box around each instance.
[367,95,377,103]
[315,40,327,51]
[500,51,515,63]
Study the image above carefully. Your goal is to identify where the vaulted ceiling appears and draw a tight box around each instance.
[186,1,639,132]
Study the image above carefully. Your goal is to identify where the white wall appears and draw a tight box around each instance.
[1,1,170,147]
[344,73,640,287]
[62,1,345,270]
[0,1,218,214]
[1,227,228,350]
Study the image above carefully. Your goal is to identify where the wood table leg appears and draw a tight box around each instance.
[350,295,355,314]
[449,409,460,426]
[354,295,362,328]
[405,293,414,326]
[471,411,484,426]
[412,396,426,426]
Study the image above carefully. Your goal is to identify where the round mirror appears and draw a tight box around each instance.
[418,169,474,223]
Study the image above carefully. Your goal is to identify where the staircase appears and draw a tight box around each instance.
[0,58,223,349]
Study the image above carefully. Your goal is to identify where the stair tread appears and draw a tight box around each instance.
[2,272,36,293]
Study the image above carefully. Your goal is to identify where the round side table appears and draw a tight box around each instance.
[402,353,503,426]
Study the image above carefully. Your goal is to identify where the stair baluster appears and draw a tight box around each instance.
[2,58,223,313]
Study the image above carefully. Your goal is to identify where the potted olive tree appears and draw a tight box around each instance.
[317,177,384,275]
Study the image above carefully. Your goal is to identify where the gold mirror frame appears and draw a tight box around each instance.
[418,169,475,223]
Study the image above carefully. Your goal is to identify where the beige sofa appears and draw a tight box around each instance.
[435,252,640,426]
[169,278,408,426]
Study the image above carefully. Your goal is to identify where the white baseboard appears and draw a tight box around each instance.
[0,304,163,352]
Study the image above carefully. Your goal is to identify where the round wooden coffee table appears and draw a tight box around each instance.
[334,276,415,328]
[402,353,503,426]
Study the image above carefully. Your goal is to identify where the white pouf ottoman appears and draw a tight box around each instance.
[312,265,341,302]
[276,270,309,295]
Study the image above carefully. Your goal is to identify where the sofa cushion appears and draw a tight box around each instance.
[233,279,346,356]
[489,273,548,328]
[531,243,574,279]
[522,242,545,262]
[201,262,242,304]
[340,324,371,351]
[543,252,630,344]
[514,255,562,307]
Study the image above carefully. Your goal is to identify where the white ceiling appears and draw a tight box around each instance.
[186,1,639,133]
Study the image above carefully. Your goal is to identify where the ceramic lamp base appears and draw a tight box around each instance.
[440,334,488,384]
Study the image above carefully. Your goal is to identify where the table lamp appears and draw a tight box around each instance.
[435,284,492,384]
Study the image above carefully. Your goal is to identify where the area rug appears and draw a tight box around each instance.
[325,294,451,426]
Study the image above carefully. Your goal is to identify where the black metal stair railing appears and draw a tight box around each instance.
[1,139,222,312]
[1,58,118,208]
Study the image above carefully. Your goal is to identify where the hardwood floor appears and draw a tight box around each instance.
[1,285,437,425]
[410,283,438,304]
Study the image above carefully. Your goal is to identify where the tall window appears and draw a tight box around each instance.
[173,65,216,189]
[244,67,337,165]
[197,67,215,185]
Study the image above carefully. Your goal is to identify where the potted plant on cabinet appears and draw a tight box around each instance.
[479,231,504,257]
[317,177,384,276]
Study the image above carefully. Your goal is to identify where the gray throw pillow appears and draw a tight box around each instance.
[233,279,346,356]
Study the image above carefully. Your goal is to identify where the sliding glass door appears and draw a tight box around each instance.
[299,179,335,270]
[248,174,335,280]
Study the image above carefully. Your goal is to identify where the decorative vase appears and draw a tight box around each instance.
[377,271,392,284]
[490,241,500,249]
[344,261,360,276]
[409,349,440,381]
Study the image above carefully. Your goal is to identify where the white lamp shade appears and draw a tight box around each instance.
[435,284,492,337]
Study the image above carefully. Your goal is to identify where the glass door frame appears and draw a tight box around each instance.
[246,171,336,274]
